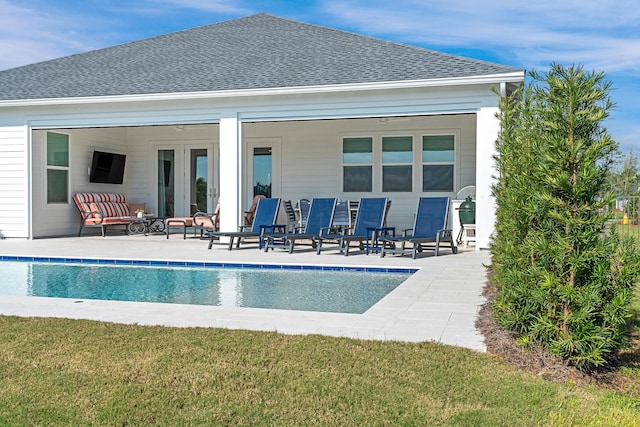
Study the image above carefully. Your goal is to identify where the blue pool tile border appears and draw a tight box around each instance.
[0,255,417,274]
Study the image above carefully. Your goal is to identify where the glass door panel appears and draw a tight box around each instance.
[253,147,272,198]
[158,149,175,217]
[185,144,216,215]
[190,148,208,214]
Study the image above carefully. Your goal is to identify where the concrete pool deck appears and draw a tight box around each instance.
[0,235,490,351]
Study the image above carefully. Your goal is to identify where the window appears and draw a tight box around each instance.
[343,137,372,192]
[382,136,412,192]
[422,135,454,192]
[253,147,272,198]
[46,132,69,203]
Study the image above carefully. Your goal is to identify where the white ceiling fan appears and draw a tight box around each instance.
[377,117,411,125]
[173,124,211,131]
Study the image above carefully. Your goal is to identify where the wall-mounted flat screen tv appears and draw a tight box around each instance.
[89,151,126,184]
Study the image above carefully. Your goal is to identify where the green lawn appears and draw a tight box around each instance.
[1,308,639,426]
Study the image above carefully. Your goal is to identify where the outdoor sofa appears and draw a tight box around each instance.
[73,192,145,237]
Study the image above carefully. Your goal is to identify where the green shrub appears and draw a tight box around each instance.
[491,64,640,370]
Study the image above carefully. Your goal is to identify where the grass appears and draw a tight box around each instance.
[1,311,640,426]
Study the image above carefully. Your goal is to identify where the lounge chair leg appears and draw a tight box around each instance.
[316,240,322,255]
[227,237,235,250]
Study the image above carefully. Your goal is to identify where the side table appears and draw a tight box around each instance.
[365,226,395,255]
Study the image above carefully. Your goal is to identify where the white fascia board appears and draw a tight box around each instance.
[239,100,482,122]
[0,72,524,108]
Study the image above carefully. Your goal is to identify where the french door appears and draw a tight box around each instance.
[157,143,218,217]
[246,140,280,205]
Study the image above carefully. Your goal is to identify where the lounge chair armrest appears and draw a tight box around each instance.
[83,210,104,223]
[437,228,454,237]
[318,226,339,236]
[332,226,352,235]
[193,211,212,221]
[260,224,286,234]
[402,228,413,237]
[238,225,252,231]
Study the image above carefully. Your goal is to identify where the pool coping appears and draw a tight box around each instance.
[0,255,418,274]
[0,236,489,351]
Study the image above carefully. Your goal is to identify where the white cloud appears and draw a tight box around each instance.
[320,0,640,73]
[0,0,252,70]
[0,1,102,69]
[150,0,251,14]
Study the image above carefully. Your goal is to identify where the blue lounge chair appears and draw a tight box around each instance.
[208,198,280,250]
[330,199,351,231]
[296,199,311,228]
[380,197,457,259]
[262,198,336,253]
[315,197,388,256]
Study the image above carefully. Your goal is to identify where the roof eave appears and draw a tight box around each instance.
[0,71,525,108]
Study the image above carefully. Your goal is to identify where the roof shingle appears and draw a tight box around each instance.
[0,13,522,101]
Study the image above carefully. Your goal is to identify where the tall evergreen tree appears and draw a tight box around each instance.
[492,64,640,370]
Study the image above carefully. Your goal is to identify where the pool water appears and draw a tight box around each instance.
[0,261,412,314]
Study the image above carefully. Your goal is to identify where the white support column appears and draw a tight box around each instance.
[475,105,500,250]
[218,111,242,233]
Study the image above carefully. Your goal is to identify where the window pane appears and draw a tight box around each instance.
[191,149,208,213]
[343,137,372,164]
[343,166,372,192]
[382,136,412,163]
[47,132,69,167]
[423,165,453,192]
[47,169,68,203]
[253,147,272,198]
[158,150,175,217]
[423,135,454,162]
[383,165,412,192]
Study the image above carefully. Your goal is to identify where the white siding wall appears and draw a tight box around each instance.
[26,114,476,237]
[0,126,28,238]
[244,114,476,231]
[0,81,509,239]
[32,126,224,237]
[32,128,128,237]
[126,125,219,217]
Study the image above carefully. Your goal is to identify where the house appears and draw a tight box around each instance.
[0,13,524,248]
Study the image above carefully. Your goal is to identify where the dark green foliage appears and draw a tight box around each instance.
[491,64,640,370]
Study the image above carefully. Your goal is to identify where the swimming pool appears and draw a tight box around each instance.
[0,258,414,314]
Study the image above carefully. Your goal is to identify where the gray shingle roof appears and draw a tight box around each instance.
[0,13,522,101]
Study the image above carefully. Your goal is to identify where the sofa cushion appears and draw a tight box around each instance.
[73,192,130,222]
[89,202,101,218]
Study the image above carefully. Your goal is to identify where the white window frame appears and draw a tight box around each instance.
[45,131,70,204]
[342,136,373,193]
[381,135,413,193]
[421,133,457,193]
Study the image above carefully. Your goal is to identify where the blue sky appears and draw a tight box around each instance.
[1,0,638,151]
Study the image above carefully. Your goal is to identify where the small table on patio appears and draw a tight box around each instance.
[126,215,165,236]
[365,226,395,255]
